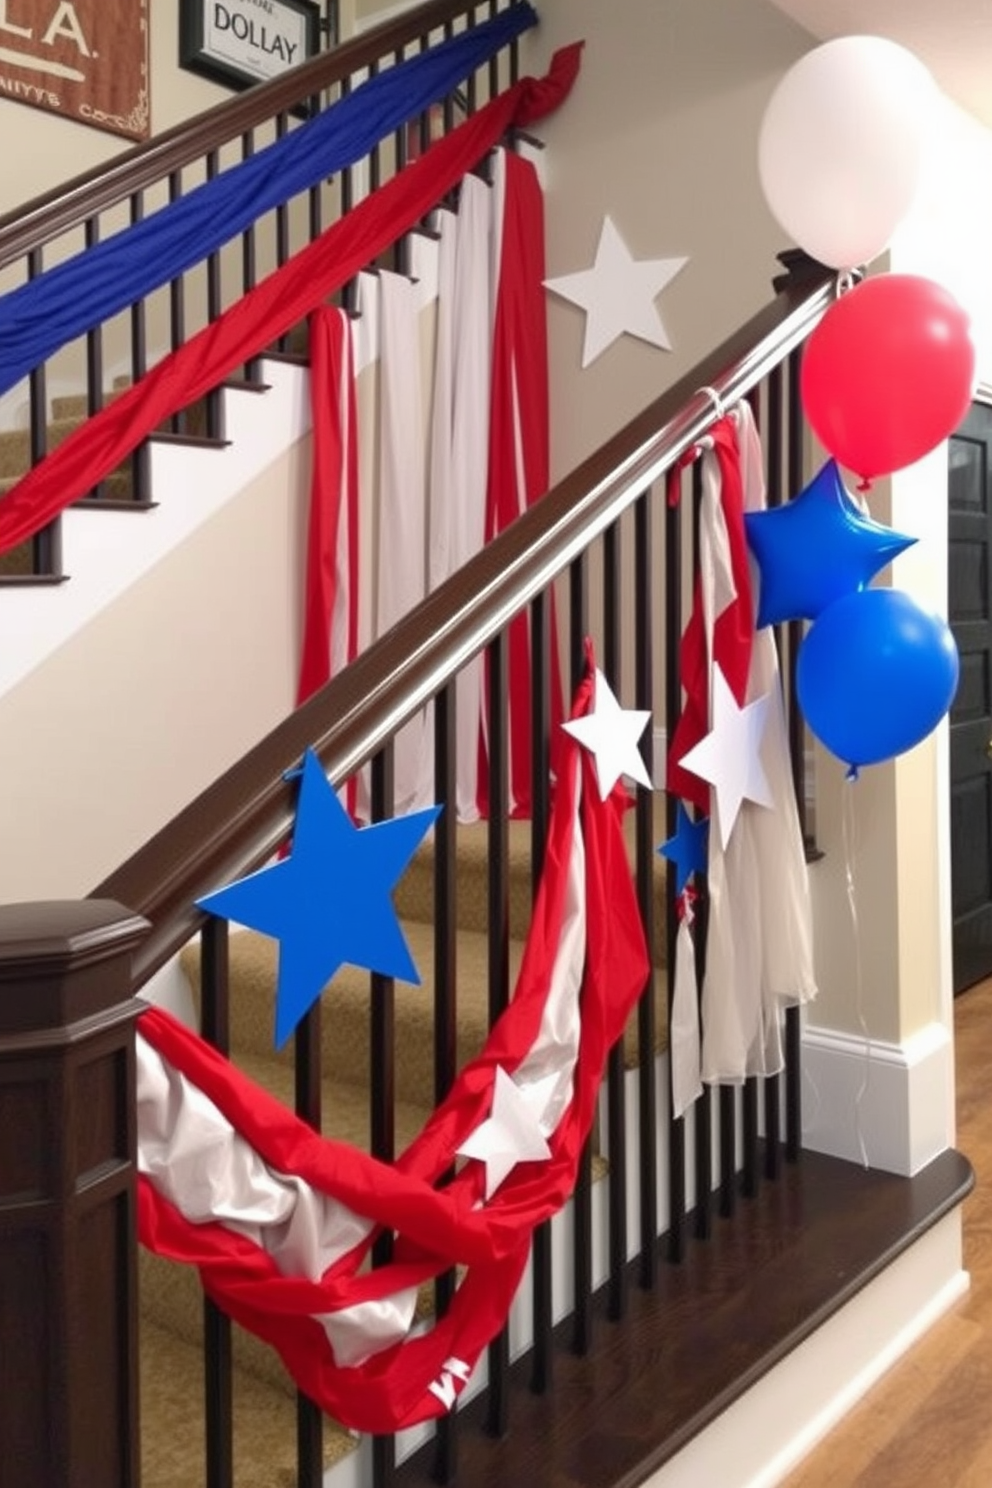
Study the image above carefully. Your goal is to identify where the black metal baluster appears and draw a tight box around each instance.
[763,363,784,1178]
[744,380,766,1199]
[785,348,805,1162]
[692,897,713,1241]
[168,170,186,434]
[602,520,628,1321]
[392,47,408,273]
[204,151,223,439]
[84,217,105,500]
[128,193,149,504]
[719,1086,737,1218]
[433,681,459,1483]
[634,489,658,1285]
[465,9,478,114]
[275,114,292,352]
[485,631,511,1439]
[26,248,60,577]
[369,65,382,193]
[370,744,396,1488]
[488,0,499,100]
[201,918,234,1488]
[296,986,323,1488]
[685,461,713,1242]
[742,1079,760,1198]
[443,23,456,134]
[529,590,553,1392]
[567,555,594,1353]
[740,384,765,1201]
[414,31,430,159]
[240,132,262,381]
[665,472,686,1264]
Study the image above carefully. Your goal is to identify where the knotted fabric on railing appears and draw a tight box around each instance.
[0,2,539,399]
[0,42,582,557]
[136,662,649,1435]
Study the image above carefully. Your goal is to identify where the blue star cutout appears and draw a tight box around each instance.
[744,459,917,629]
[657,801,708,896]
[197,748,441,1048]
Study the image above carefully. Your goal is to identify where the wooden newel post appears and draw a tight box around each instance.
[0,899,150,1488]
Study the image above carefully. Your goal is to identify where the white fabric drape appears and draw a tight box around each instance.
[427,170,496,821]
[699,402,818,1084]
[376,267,433,814]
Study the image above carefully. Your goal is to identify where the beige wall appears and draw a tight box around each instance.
[0,434,310,903]
[520,0,814,480]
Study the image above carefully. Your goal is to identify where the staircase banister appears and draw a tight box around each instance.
[0,0,502,269]
[93,266,836,989]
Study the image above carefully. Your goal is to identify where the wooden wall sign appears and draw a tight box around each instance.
[0,0,149,141]
[180,0,320,93]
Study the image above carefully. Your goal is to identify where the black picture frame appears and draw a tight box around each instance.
[180,0,321,95]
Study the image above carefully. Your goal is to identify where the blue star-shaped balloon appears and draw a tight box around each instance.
[197,748,441,1048]
[657,801,708,896]
[744,459,917,629]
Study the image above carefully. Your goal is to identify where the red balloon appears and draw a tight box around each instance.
[800,274,975,481]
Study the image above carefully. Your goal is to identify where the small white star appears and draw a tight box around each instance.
[678,665,773,850]
[544,216,688,367]
[562,668,653,800]
[457,1067,555,1201]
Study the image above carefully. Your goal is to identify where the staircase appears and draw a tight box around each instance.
[0,5,974,1488]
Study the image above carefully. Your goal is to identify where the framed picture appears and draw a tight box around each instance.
[180,0,321,93]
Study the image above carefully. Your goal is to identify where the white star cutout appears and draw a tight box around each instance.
[544,216,688,367]
[677,665,773,850]
[562,668,653,801]
[457,1067,555,1201]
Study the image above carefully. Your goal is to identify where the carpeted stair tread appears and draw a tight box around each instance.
[0,416,91,477]
[139,1316,357,1488]
[181,918,668,1113]
[395,807,670,969]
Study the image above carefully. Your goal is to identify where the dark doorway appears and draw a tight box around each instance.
[949,400,992,992]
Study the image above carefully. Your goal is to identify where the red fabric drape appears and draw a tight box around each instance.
[137,657,648,1433]
[296,307,358,708]
[478,148,564,817]
[0,44,583,557]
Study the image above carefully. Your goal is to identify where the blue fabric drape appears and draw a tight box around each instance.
[0,3,536,398]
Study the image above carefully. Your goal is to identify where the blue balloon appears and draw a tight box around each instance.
[745,460,917,628]
[797,588,959,768]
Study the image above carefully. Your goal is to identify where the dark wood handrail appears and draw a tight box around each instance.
[94,265,835,989]
[0,0,512,268]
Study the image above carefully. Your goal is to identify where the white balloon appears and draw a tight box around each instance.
[758,35,937,271]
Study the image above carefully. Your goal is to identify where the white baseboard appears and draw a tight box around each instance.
[642,1209,967,1488]
[801,1020,954,1176]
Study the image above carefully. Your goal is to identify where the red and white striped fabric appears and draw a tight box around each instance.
[136,660,648,1435]
[668,405,816,1086]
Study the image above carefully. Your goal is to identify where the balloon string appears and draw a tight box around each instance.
[842,775,870,1168]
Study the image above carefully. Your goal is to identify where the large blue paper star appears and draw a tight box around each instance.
[197,748,441,1048]
[657,801,708,896]
[744,460,917,629]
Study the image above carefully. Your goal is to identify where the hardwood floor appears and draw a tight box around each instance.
[784,978,992,1487]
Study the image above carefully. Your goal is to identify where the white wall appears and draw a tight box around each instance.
[0,423,310,903]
